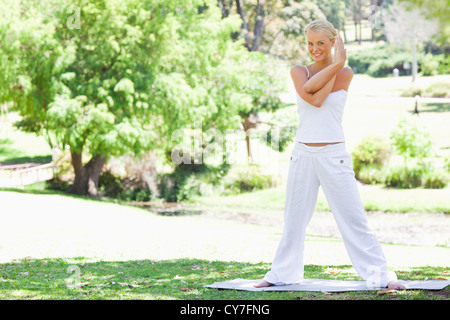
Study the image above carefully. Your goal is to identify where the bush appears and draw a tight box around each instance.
[444,156,450,172]
[175,174,215,202]
[157,162,208,202]
[422,170,448,189]
[400,84,423,97]
[403,81,450,98]
[348,44,391,74]
[157,162,231,202]
[348,44,424,77]
[420,52,439,76]
[99,169,154,202]
[382,164,447,189]
[390,116,433,165]
[351,136,391,179]
[436,53,450,75]
[221,165,281,195]
[367,51,418,77]
[424,81,450,98]
[384,165,424,189]
[357,166,385,185]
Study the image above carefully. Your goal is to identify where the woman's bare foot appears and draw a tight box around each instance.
[253,280,273,288]
[387,280,406,290]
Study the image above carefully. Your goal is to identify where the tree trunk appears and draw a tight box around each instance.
[235,0,250,46]
[343,23,347,43]
[251,0,265,51]
[69,151,106,197]
[411,25,417,82]
[218,0,233,18]
[358,0,362,45]
[242,113,261,163]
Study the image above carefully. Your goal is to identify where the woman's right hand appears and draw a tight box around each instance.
[333,35,347,66]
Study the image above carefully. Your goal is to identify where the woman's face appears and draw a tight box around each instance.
[306,30,335,62]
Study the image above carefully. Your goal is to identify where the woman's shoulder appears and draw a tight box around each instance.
[339,66,354,76]
[290,64,308,77]
[290,64,308,71]
[336,66,354,90]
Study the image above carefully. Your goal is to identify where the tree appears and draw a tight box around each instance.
[3,0,264,196]
[390,115,433,183]
[382,0,440,82]
[347,0,363,44]
[398,0,449,46]
[312,0,347,39]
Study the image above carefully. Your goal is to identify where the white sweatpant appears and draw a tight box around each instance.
[264,142,397,287]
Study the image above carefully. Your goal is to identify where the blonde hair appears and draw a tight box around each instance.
[304,19,337,41]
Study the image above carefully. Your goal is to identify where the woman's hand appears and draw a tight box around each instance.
[333,35,347,67]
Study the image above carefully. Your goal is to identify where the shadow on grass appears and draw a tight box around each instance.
[416,102,450,113]
[0,155,52,164]
[0,257,448,300]
[0,187,207,217]
[0,137,51,164]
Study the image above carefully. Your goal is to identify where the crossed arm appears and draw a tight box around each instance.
[290,62,351,108]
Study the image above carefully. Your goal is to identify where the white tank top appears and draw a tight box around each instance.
[295,65,347,143]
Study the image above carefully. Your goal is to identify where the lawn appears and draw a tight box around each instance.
[0,115,52,164]
[1,257,448,301]
[0,190,448,301]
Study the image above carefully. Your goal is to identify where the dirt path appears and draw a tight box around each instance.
[160,201,450,247]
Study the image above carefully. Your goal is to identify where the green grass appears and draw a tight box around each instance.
[0,190,448,300]
[0,257,448,300]
[0,130,52,164]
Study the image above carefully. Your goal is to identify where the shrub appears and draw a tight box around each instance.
[157,162,209,202]
[348,44,391,74]
[221,165,281,195]
[400,84,423,97]
[357,166,385,185]
[422,170,448,189]
[444,156,450,172]
[401,81,450,98]
[175,174,215,202]
[367,51,419,77]
[390,116,433,168]
[424,81,450,98]
[351,136,391,179]
[419,52,439,76]
[348,43,425,77]
[384,165,424,189]
[98,169,124,198]
[436,53,450,74]
[382,164,448,189]
[157,162,231,202]
[99,169,154,202]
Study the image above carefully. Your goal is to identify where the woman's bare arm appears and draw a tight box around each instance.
[302,62,343,94]
[290,65,336,108]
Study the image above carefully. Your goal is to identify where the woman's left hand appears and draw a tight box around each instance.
[333,35,347,67]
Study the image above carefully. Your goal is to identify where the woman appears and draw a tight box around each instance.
[255,19,405,290]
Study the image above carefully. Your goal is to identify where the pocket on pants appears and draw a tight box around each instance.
[290,150,299,162]
[327,154,354,173]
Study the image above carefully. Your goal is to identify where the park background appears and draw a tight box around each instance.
[0,0,449,300]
